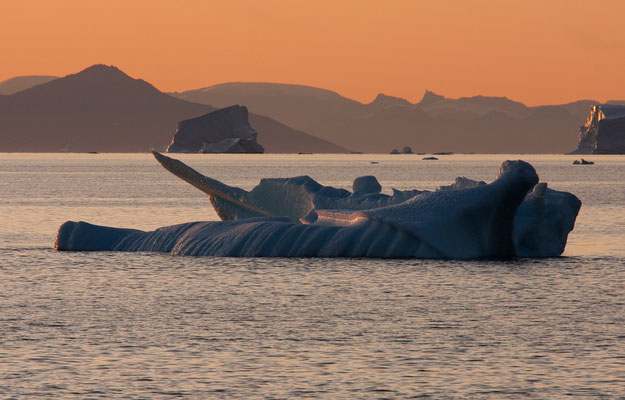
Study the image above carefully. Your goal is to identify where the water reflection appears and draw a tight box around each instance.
[1,153,625,397]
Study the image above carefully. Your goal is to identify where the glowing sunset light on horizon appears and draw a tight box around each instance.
[1,0,624,105]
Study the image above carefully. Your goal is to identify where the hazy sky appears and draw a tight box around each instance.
[2,0,624,105]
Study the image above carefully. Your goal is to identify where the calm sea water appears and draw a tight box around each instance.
[1,153,624,399]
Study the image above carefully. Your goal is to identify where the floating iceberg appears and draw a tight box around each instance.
[55,153,581,259]
[573,104,625,154]
[167,105,264,153]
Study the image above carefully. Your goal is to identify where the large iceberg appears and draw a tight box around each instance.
[55,153,581,259]
[573,104,625,154]
[166,105,264,153]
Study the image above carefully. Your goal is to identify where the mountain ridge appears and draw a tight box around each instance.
[0,65,346,153]
[175,83,616,153]
[3,68,623,153]
[0,75,58,95]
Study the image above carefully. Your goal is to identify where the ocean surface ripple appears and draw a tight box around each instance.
[1,153,624,398]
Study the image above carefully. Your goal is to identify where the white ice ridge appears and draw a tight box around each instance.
[55,153,581,259]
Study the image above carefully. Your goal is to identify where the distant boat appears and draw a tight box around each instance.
[572,159,594,165]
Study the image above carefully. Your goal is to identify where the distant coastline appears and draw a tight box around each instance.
[1,65,624,154]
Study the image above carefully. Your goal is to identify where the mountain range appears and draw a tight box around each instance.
[0,66,345,153]
[1,65,623,153]
[0,75,58,95]
[174,84,624,153]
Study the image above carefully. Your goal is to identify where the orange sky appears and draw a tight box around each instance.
[2,0,624,105]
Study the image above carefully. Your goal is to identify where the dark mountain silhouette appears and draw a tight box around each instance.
[418,90,446,107]
[418,93,530,119]
[555,100,599,123]
[2,67,621,153]
[0,75,58,95]
[173,82,366,143]
[0,66,346,153]
[250,114,346,153]
[366,93,412,111]
[174,83,622,153]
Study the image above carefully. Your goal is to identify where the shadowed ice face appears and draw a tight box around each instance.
[513,183,582,258]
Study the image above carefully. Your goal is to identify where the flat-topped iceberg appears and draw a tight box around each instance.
[166,105,264,154]
[55,153,581,259]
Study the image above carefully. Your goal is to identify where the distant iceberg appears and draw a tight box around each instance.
[573,104,625,154]
[167,105,264,153]
[55,153,581,259]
